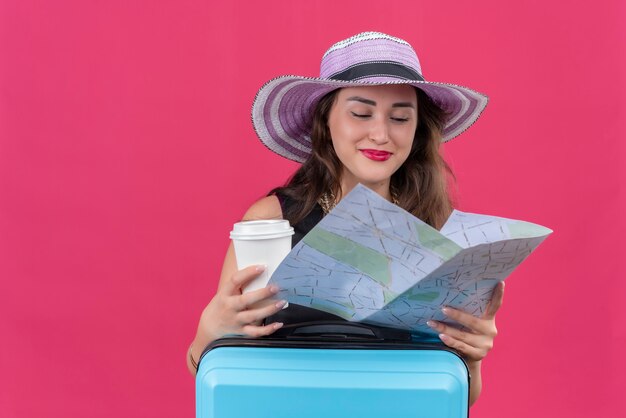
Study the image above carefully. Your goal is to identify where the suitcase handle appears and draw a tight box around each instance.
[290,322,376,338]
[272,321,411,341]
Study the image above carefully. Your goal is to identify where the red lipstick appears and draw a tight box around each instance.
[360,149,392,161]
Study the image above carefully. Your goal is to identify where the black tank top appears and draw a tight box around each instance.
[264,193,346,325]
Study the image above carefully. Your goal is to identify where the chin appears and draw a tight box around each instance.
[358,169,397,184]
[341,163,399,189]
[353,175,393,188]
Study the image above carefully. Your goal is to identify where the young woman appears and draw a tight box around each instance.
[188,32,504,405]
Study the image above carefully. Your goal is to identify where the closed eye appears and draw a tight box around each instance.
[391,117,410,122]
[351,112,371,119]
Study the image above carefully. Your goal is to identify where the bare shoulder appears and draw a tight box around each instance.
[242,195,283,221]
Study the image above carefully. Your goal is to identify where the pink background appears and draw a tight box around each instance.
[1,1,624,417]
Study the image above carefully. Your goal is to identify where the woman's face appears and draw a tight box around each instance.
[327,84,418,191]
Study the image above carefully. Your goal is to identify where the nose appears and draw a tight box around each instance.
[368,117,390,145]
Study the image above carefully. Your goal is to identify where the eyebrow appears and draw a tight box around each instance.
[346,96,416,108]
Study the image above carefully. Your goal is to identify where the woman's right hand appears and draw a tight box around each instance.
[188,264,286,374]
[201,264,286,341]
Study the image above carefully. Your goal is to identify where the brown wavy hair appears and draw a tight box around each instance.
[270,87,454,230]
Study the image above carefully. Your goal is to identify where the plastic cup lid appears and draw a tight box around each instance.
[230,220,294,240]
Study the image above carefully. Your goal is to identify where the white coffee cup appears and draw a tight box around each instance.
[230,220,294,293]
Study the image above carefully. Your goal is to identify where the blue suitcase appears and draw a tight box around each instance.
[196,322,469,418]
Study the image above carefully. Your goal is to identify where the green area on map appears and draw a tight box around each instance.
[407,290,440,302]
[415,222,462,259]
[507,221,553,239]
[303,227,391,286]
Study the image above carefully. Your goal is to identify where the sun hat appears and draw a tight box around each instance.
[252,31,489,163]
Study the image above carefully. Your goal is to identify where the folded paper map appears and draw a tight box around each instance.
[269,184,552,335]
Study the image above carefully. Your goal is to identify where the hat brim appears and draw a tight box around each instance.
[252,75,488,163]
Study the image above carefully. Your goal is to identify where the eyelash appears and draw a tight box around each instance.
[351,112,409,123]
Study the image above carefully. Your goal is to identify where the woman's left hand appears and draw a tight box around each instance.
[427,281,505,363]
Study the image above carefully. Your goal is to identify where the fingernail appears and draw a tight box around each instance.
[439,333,448,341]
[256,264,267,272]
[274,322,284,330]
[427,320,437,329]
[442,307,450,315]
[275,300,287,309]
[269,285,279,294]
